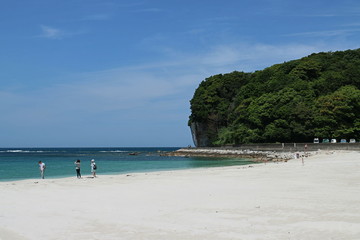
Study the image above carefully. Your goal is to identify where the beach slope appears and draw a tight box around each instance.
[1,151,360,240]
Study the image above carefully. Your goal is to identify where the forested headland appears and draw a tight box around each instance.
[189,49,360,147]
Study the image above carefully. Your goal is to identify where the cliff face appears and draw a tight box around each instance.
[189,49,360,147]
[190,122,210,147]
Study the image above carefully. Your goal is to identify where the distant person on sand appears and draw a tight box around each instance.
[74,159,81,179]
[90,159,97,178]
[38,161,46,179]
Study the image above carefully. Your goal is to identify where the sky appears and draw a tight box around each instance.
[1,0,360,147]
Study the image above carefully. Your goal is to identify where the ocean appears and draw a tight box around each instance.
[0,147,255,181]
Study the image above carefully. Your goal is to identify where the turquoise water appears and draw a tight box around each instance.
[0,147,255,181]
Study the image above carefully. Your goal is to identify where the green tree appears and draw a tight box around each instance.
[314,85,360,138]
[189,49,360,146]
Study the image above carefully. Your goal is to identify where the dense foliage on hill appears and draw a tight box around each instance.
[189,49,360,146]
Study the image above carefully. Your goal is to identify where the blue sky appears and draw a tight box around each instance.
[1,0,360,147]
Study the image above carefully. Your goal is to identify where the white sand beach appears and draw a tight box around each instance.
[1,150,360,240]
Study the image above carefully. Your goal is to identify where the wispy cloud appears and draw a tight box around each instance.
[40,25,64,39]
[285,28,360,38]
[134,8,163,13]
[38,25,86,39]
[339,22,360,27]
[289,5,360,18]
[291,13,350,18]
[190,42,333,73]
[80,14,110,21]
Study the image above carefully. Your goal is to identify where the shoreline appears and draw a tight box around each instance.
[0,148,332,183]
[0,159,261,185]
[0,159,256,183]
[1,150,360,240]
[163,147,316,162]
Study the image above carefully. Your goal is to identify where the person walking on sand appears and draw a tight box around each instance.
[38,161,46,179]
[74,159,81,179]
[90,159,97,178]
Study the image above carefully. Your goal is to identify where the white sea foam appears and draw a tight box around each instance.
[1,150,46,153]
[99,150,128,153]
[7,150,29,153]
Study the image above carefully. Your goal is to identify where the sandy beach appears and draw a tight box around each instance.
[1,150,360,240]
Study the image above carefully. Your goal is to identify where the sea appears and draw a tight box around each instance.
[0,147,255,182]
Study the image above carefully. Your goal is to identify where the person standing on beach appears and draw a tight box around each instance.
[38,161,46,179]
[90,159,97,178]
[74,159,81,179]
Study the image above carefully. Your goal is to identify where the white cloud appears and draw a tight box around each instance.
[38,25,86,39]
[40,25,64,39]
[80,14,110,21]
[135,8,163,13]
[195,42,339,73]
[285,28,360,38]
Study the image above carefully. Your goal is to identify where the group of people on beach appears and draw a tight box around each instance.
[38,159,97,179]
[74,159,97,179]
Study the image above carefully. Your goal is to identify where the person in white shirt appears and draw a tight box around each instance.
[38,161,46,179]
